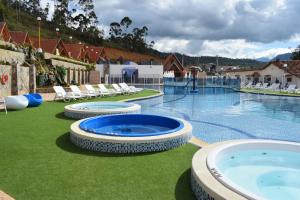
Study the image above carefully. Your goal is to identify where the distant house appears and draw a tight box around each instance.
[0,22,11,42]
[64,43,89,62]
[223,60,300,87]
[163,54,186,77]
[9,31,32,46]
[85,46,105,63]
[31,38,68,56]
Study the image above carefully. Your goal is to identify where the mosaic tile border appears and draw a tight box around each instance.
[70,132,192,153]
[191,171,215,200]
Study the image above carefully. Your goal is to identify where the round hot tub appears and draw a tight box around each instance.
[70,114,192,153]
[64,101,141,119]
[191,140,300,200]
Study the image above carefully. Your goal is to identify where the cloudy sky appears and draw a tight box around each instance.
[42,0,300,59]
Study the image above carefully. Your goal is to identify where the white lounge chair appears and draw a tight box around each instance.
[266,83,280,91]
[70,85,96,98]
[122,82,143,92]
[254,83,262,89]
[282,84,297,93]
[98,84,120,96]
[112,84,127,94]
[53,86,80,101]
[260,83,269,89]
[244,81,253,88]
[84,84,101,96]
[5,95,28,110]
[0,96,7,114]
[119,83,136,94]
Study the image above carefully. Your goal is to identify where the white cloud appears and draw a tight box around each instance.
[39,0,300,58]
[154,38,190,53]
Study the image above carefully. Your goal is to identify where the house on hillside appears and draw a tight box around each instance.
[31,38,68,56]
[64,43,90,62]
[9,31,32,46]
[223,60,300,88]
[163,54,186,77]
[85,46,105,63]
[0,22,11,42]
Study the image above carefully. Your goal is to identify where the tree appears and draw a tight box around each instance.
[109,22,122,43]
[52,0,71,28]
[291,45,300,60]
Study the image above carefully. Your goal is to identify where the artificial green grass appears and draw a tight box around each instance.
[0,89,198,200]
[240,88,300,97]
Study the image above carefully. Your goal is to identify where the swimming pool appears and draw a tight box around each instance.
[206,140,300,200]
[70,114,192,153]
[79,114,184,137]
[64,102,141,119]
[134,86,300,143]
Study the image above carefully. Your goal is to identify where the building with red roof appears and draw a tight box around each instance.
[9,31,32,46]
[31,38,68,56]
[0,22,11,42]
[163,54,186,77]
[223,60,300,88]
[64,43,90,62]
[85,46,105,63]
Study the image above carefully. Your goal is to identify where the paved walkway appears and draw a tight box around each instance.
[41,93,56,101]
[0,191,14,200]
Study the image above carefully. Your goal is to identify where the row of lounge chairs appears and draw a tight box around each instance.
[53,83,143,102]
[242,81,299,93]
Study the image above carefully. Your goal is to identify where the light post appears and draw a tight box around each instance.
[55,28,60,38]
[69,36,73,42]
[37,17,42,53]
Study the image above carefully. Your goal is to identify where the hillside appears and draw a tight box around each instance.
[0,1,264,68]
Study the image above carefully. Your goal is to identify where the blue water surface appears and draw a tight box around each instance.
[134,86,300,143]
[217,149,300,200]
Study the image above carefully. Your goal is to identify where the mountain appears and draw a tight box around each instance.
[256,57,271,62]
[273,53,292,61]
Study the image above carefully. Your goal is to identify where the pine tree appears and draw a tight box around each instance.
[292,45,300,60]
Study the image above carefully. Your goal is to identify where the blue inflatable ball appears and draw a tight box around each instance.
[24,93,43,107]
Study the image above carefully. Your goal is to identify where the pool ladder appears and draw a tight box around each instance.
[210,168,223,178]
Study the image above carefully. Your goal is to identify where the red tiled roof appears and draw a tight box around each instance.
[0,22,11,42]
[85,46,104,63]
[31,38,63,54]
[64,43,86,60]
[9,31,30,45]
[0,22,5,34]
[163,54,185,72]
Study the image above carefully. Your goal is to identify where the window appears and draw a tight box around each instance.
[287,77,292,82]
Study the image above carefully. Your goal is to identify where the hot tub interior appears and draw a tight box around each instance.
[79,114,183,137]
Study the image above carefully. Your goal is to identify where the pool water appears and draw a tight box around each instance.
[71,102,132,110]
[217,149,300,200]
[90,124,171,136]
[135,86,300,143]
[79,114,184,137]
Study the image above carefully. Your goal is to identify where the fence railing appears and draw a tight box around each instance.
[163,76,241,89]
[104,74,163,85]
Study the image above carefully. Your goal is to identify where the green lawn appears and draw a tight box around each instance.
[0,90,198,200]
[240,88,300,97]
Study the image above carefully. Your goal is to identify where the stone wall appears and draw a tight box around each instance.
[0,65,12,96]
[0,48,25,64]
[17,65,30,94]
[0,64,30,96]
[89,70,100,84]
